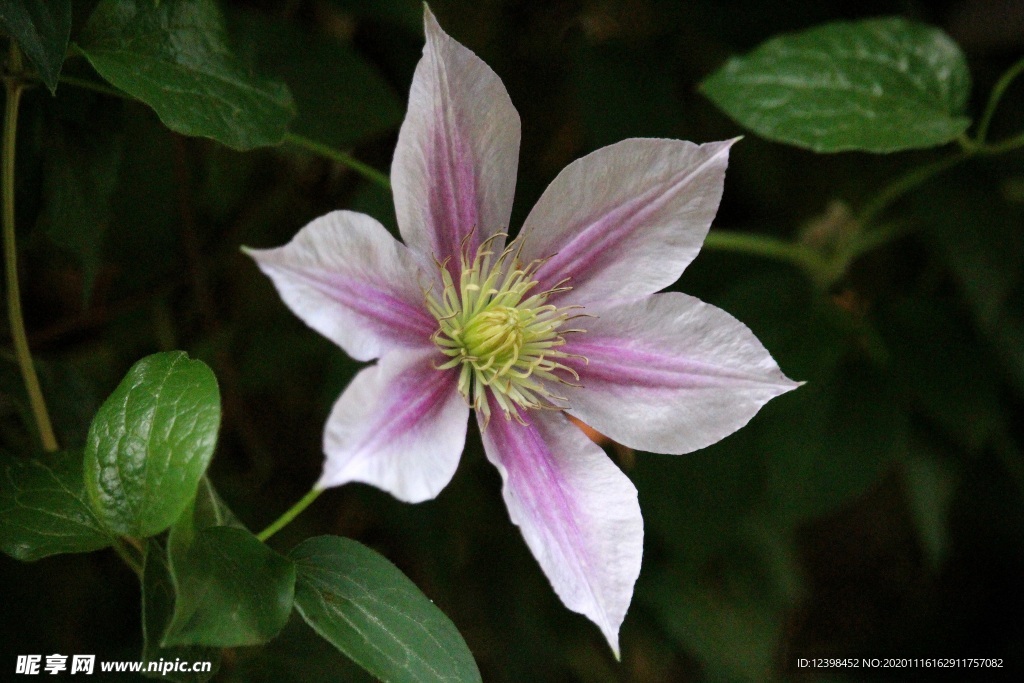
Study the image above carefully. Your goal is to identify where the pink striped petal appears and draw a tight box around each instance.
[245,211,436,362]
[517,138,734,306]
[318,350,468,503]
[564,292,801,454]
[392,6,520,272]
[479,404,642,656]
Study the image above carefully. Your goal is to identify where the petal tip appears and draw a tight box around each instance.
[422,3,445,43]
[597,615,625,660]
[239,244,264,260]
[783,376,807,393]
[705,136,740,159]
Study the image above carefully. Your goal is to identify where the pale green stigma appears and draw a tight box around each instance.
[426,235,585,423]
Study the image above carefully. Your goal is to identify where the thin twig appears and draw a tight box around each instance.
[3,45,59,452]
[976,56,1024,144]
[284,132,392,189]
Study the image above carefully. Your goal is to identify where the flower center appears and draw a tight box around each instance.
[426,235,584,423]
[461,306,526,364]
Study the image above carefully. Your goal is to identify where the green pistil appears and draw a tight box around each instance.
[426,235,583,423]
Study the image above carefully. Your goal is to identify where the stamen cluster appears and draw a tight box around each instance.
[426,236,583,422]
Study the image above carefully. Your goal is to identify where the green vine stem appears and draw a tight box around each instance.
[976,56,1024,144]
[283,133,392,189]
[4,45,59,452]
[708,56,1024,285]
[855,152,969,232]
[702,229,834,281]
[111,537,144,578]
[256,487,324,542]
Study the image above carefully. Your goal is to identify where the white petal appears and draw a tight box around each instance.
[564,292,801,454]
[517,138,735,306]
[392,6,520,270]
[245,210,436,362]
[318,349,469,503]
[479,404,643,656]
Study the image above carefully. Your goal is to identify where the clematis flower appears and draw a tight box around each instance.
[246,6,799,655]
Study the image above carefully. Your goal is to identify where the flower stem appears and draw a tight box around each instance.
[256,487,324,542]
[283,132,392,190]
[4,46,59,452]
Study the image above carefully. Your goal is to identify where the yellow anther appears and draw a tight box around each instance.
[425,236,586,422]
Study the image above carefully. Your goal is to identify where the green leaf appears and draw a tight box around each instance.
[702,269,899,522]
[919,171,1024,394]
[881,298,1002,452]
[760,360,908,522]
[103,108,180,293]
[702,18,971,152]
[39,115,124,304]
[163,525,294,647]
[142,539,220,682]
[0,0,71,93]
[164,476,246,566]
[0,450,114,561]
[634,440,765,571]
[228,8,402,148]
[84,351,221,538]
[291,535,482,683]
[639,519,802,683]
[223,617,376,683]
[641,556,793,682]
[901,449,955,570]
[190,475,245,532]
[77,0,296,150]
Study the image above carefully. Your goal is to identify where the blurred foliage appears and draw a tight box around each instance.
[2,0,1024,680]
[0,1,71,94]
